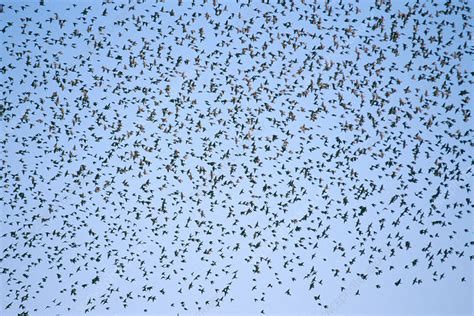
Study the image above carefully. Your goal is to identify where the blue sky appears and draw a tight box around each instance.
[0,0,472,315]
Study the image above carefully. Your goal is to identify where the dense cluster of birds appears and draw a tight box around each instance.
[1,0,472,314]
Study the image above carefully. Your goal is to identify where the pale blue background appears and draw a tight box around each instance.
[1,0,472,315]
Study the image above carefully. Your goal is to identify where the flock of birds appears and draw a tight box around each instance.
[1,0,472,314]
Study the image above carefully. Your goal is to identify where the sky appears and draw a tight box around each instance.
[0,0,472,315]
